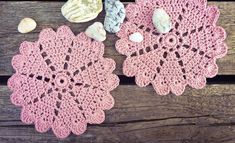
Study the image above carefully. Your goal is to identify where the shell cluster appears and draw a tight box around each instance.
[63,1,172,42]
[104,0,126,33]
[128,8,172,43]
[61,0,103,23]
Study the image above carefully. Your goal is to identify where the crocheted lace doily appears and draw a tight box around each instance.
[8,26,119,138]
[116,0,228,95]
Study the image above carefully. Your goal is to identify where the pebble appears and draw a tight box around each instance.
[85,22,106,42]
[18,18,37,34]
[61,0,103,23]
[129,32,144,43]
[104,0,126,33]
[152,8,172,33]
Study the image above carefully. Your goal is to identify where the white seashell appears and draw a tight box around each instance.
[129,32,144,43]
[18,18,37,34]
[61,0,103,23]
[152,8,172,33]
[85,22,106,42]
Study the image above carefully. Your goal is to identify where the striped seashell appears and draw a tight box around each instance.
[61,0,103,23]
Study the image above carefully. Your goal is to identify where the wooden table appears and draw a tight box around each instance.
[0,1,235,143]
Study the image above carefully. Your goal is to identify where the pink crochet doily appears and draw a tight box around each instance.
[8,26,119,138]
[116,0,228,95]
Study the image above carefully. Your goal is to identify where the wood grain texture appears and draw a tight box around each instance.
[0,1,235,143]
[1,84,235,143]
[0,1,235,75]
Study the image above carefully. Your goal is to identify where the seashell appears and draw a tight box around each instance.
[61,0,103,23]
[85,22,106,42]
[104,0,126,33]
[18,18,37,34]
[129,32,144,43]
[152,8,172,33]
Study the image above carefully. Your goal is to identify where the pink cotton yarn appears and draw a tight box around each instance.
[8,26,119,138]
[116,0,228,95]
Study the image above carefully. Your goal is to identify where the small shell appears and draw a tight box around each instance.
[129,32,144,43]
[85,22,106,42]
[152,8,172,33]
[18,18,37,34]
[61,0,103,23]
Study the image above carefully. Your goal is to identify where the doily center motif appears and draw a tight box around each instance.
[163,33,178,48]
[54,73,70,88]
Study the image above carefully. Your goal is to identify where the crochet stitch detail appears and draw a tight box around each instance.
[116,0,228,95]
[8,26,119,138]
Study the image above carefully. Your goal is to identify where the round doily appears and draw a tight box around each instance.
[116,0,228,95]
[8,26,119,138]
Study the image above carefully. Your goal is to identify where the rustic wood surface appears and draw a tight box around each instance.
[1,84,235,143]
[0,1,235,76]
[0,1,235,143]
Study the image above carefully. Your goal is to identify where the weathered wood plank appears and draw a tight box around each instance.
[1,84,235,143]
[0,1,235,75]
[0,123,235,143]
[2,84,235,122]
